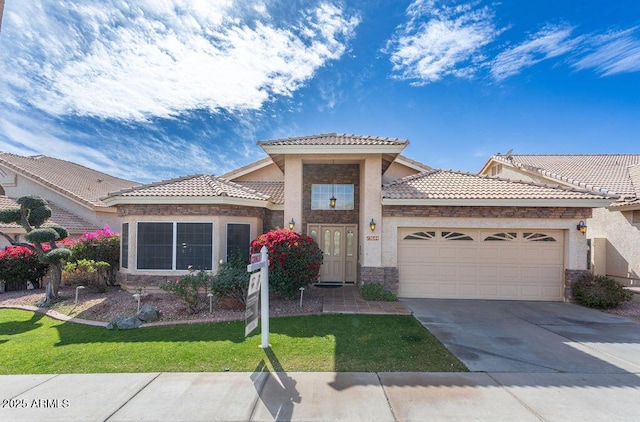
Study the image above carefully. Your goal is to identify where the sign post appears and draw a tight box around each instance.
[246,246,269,348]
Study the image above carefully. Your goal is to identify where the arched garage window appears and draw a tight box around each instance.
[403,231,435,240]
[484,232,517,241]
[523,232,556,242]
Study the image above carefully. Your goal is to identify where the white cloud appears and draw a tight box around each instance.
[573,27,640,76]
[491,24,581,80]
[0,0,359,121]
[386,0,503,84]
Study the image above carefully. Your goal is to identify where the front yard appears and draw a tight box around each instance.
[0,309,467,374]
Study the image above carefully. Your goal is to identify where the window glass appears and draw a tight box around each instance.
[177,223,213,270]
[346,230,354,257]
[311,184,354,210]
[334,230,341,256]
[137,222,173,269]
[121,223,129,269]
[324,229,331,255]
[226,223,250,263]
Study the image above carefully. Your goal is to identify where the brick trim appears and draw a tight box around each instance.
[383,205,592,219]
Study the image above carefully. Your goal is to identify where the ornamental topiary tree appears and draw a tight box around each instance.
[0,195,72,306]
[250,228,323,299]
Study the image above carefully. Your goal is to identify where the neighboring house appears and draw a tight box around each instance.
[104,133,613,301]
[480,154,640,286]
[0,152,140,247]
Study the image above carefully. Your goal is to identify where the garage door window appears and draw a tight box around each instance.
[403,231,436,240]
[484,232,517,241]
[441,231,473,241]
[524,232,556,242]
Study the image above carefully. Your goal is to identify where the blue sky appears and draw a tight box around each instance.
[0,0,639,183]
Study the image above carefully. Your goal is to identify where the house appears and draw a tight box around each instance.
[104,134,614,301]
[0,152,140,247]
[480,154,640,286]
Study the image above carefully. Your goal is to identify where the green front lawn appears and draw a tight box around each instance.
[0,309,467,374]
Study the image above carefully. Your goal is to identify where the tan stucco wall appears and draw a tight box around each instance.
[588,207,640,282]
[382,161,421,184]
[118,214,262,277]
[360,155,382,267]
[381,216,588,272]
[232,162,283,181]
[283,155,303,234]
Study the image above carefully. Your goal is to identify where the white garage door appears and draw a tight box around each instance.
[398,228,565,301]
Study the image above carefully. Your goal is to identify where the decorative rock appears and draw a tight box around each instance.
[136,304,161,322]
[106,316,143,330]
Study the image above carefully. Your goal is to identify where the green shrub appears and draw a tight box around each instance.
[571,274,633,309]
[250,228,323,299]
[160,268,210,314]
[63,259,110,292]
[361,283,397,301]
[210,253,250,305]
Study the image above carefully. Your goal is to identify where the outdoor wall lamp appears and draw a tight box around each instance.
[289,218,295,230]
[577,220,587,234]
[329,195,337,208]
[370,218,376,232]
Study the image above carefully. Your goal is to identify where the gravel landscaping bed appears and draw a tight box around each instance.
[0,284,323,323]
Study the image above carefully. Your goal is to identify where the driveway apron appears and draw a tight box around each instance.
[403,299,640,374]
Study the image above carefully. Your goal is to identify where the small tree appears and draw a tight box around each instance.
[250,228,323,299]
[0,195,72,305]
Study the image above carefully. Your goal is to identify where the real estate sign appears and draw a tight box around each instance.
[244,272,261,336]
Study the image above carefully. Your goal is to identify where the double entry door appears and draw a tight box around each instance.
[307,224,358,283]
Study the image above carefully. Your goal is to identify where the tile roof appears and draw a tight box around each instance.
[383,170,613,201]
[0,153,139,208]
[0,196,99,233]
[108,174,272,201]
[233,181,284,205]
[491,154,640,199]
[257,133,409,147]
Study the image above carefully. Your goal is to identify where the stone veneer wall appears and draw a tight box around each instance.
[358,266,399,294]
[118,204,265,218]
[383,205,593,219]
[302,164,360,228]
[264,209,284,232]
[564,269,591,302]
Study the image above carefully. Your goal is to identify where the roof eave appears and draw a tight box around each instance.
[102,196,273,209]
[382,198,615,207]
[259,144,407,156]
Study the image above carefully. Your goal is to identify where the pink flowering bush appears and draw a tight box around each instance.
[70,226,120,285]
[250,228,323,299]
[0,246,49,291]
[160,267,210,314]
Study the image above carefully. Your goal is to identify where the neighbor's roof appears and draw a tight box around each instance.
[105,174,272,202]
[257,133,409,147]
[383,170,614,205]
[0,196,99,233]
[488,154,640,198]
[0,153,139,209]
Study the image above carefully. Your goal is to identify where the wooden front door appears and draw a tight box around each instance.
[308,224,357,283]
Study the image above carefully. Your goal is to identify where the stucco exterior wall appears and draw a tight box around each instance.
[588,207,640,282]
[360,155,382,267]
[382,161,421,184]
[233,162,283,182]
[284,155,303,234]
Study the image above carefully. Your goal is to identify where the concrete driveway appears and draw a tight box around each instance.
[403,299,640,374]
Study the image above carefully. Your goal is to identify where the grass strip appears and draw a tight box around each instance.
[0,309,467,373]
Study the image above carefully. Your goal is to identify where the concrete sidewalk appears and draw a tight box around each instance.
[2,371,640,421]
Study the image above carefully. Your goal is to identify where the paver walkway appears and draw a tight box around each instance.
[320,284,410,315]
